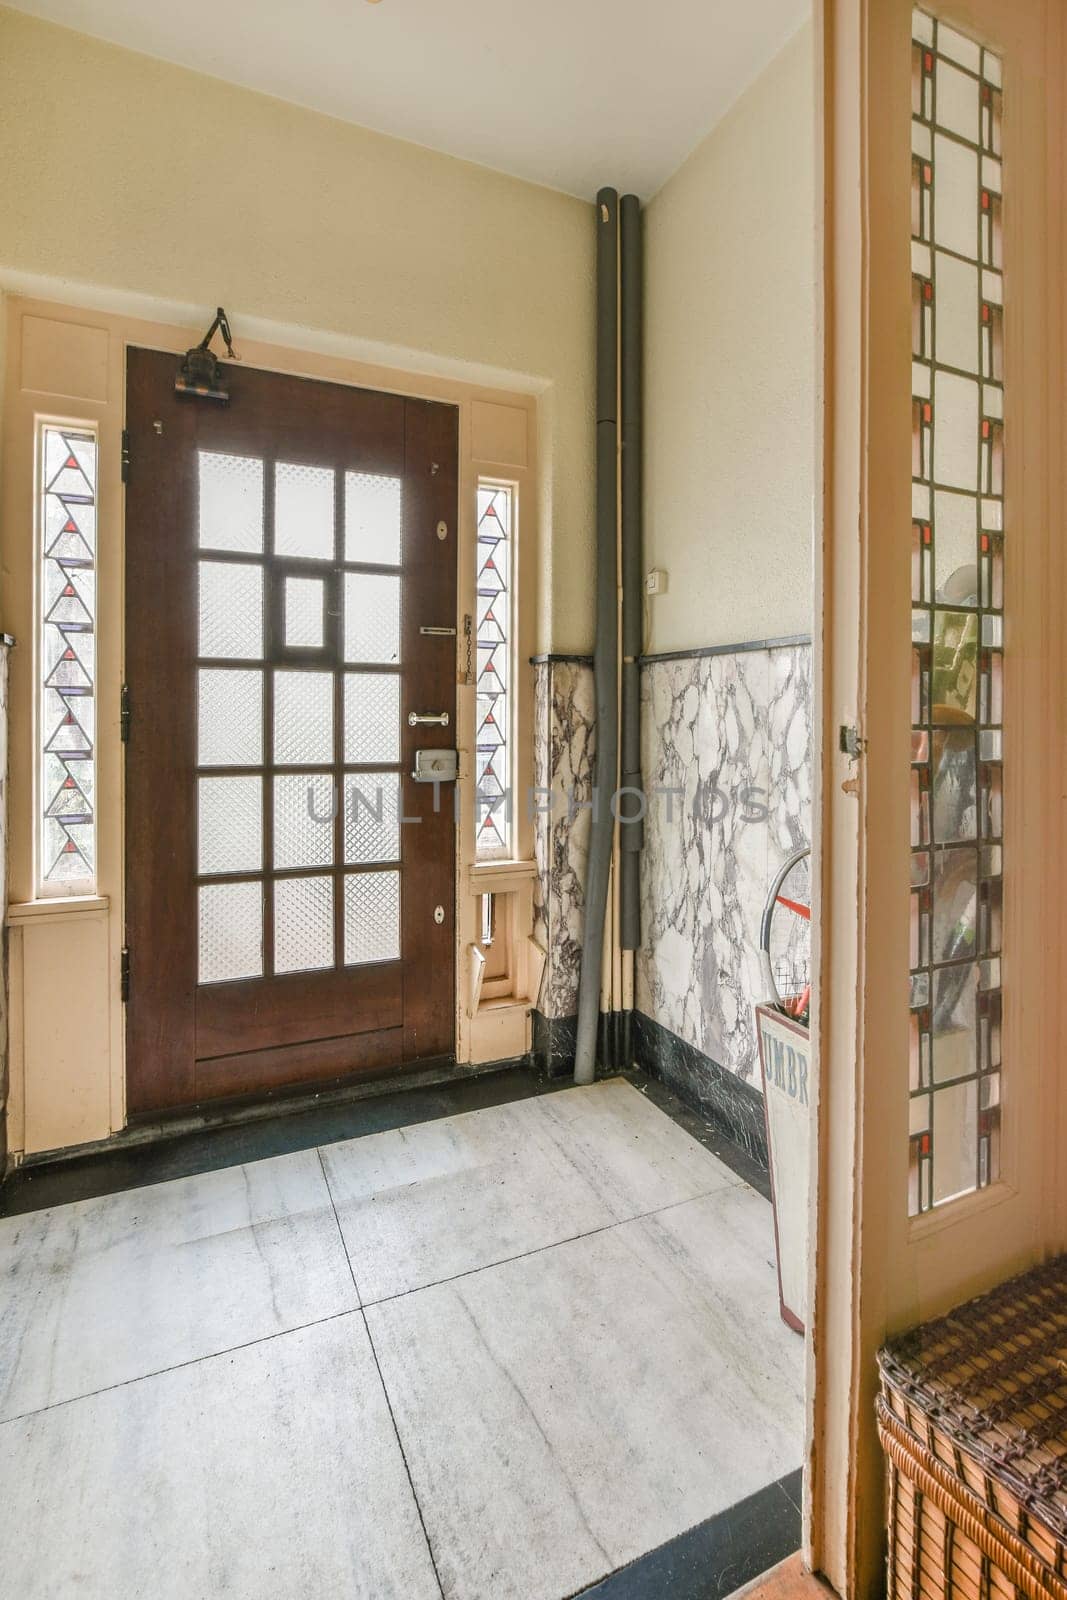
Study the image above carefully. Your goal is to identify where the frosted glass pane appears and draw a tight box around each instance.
[199,881,263,983]
[935,59,979,144]
[938,23,980,74]
[932,135,979,258]
[932,847,977,961]
[274,773,335,869]
[932,964,977,1082]
[933,491,977,601]
[198,452,264,554]
[933,371,979,490]
[198,776,262,875]
[273,670,333,765]
[344,673,400,764]
[285,577,324,648]
[344,573,401,664]
[198,670,263,767]
[274,875,333,974]
[275,462,334,562]
[931,1079,979,1206]
[931,732,977,843]
[198,561,264,660]
[344,772,401,863]
[933,253,978,375]
[345,472,402,565]
[344,870,400,965]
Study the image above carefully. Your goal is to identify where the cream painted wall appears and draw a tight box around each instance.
[644,23,815,654]
[0,4,595,652]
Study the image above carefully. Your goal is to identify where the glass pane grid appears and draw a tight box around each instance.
[275,462,334,562]
[909,9,1003,1217]
[345,472,402,566]
[199,880,263,984]
[475,485,512,859]
[344,572,401,664]
[274,874,333,974]
[273,669,334,765]
[198,451,264,554]
[198,560,264,660]
[344,869,400,966]
[40,426,97,888]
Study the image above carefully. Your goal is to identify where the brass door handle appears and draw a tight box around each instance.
[408,710,450,727]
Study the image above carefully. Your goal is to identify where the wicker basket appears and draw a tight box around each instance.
[877,1256,1067,1600]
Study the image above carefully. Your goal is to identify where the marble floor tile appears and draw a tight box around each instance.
[321,1080,738,1304]
[321,1096,619,1303]
[0,1148,358,1420]
[365,1182,804,1600]
[0,1313,441,1600]
[526,1079,740,1218]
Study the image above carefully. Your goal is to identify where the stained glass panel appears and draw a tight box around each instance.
[40,426,97,887]
[909,10,1003,1216]
[475,484,512,859]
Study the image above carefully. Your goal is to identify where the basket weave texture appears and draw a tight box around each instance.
[877,1255,1067,1600]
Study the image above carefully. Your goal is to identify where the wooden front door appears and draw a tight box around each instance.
[124,348,457,1114]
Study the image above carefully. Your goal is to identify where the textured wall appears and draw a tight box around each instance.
[533,660,594,1022]
[643,24,815,654]
[636,644,812,1089]
[0,4,595,654]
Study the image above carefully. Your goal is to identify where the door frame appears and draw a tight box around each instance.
[810,1,1066,1593]
[1,290,539,1154]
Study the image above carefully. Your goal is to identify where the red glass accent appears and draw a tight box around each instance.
[981,534,990,552]
[982,419,991,438]
[64,454,78,469]
[982,303,991,321]
[982,190,991,209]
[920,1132,931,1155]
[924,51,933,70]
[923,163,932,183]
[923,281,933,301]
[923,523,932,545]
[923,402,932,423]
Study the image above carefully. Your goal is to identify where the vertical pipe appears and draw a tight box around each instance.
[574,189,619,1086]
[619,194,644,956]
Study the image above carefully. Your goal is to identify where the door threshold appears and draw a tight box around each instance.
[0,1055,567,1217]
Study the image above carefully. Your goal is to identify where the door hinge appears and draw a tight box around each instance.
[121,429,130,483]
[121,946,131,1003]
[120,683,131,742]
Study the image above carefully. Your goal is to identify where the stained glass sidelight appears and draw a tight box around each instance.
[475,484,512,859]
[909,10,1003,1214]
[40,425,97,888]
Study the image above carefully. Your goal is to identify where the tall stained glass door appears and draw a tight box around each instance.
[125,350,458,1114]
[909,9,1004,1213]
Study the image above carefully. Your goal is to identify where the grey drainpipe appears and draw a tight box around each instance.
[618,194,644,963]
[574,189,620,1086]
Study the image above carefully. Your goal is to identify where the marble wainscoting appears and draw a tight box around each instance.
[635,640,813,1145]
[531,657,594,1074]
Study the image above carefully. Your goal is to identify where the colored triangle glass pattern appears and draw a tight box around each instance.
[475,485,512,858]
[40,426,97,883]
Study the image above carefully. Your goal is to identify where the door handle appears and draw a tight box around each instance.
[408,710,450,727]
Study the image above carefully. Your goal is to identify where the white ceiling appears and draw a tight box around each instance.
[8,0,809,198]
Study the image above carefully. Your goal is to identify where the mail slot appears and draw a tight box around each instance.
[412,748,458,783]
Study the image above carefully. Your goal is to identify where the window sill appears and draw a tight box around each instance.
[468,858,537,893]
[8,894,109,925]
